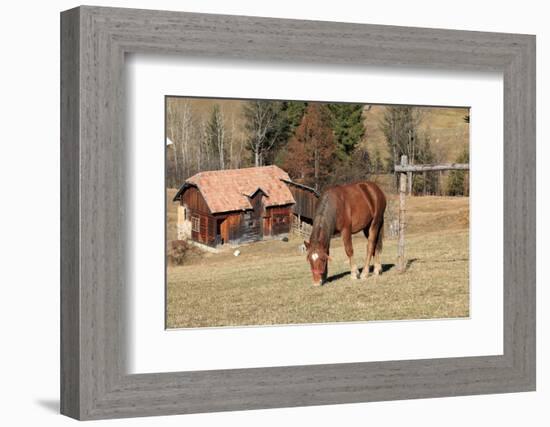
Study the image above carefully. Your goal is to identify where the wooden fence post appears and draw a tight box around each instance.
[393,160,469,274]
[397,155,407,272]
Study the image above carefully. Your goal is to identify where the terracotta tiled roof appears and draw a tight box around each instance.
[181,165,296,214]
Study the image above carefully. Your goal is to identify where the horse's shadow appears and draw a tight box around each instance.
[325,263,396,284]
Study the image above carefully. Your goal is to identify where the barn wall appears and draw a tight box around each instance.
[188,212,210,244]
[239,192,263,242]
[224,213,243,242]
[180,185,300,246]
[181,186,210,214]
[265,205,292,236]
[214,211,263,245]
[288,186,318,220]
[181,187,216,245]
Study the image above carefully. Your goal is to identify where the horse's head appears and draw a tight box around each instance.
[304,240,333,286]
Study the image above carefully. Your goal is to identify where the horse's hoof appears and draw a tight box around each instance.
[359,272,368,280]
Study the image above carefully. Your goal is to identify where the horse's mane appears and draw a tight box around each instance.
[310,192,337,249]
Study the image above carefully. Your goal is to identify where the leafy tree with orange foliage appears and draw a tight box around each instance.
[283,103,335,191]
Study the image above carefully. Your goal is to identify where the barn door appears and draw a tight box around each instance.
[263,216,272,237]
[219,218,229,244]
[250,190,265,238]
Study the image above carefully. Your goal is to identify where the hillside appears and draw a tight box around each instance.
[362,105,469,166]
[167,97,470,171]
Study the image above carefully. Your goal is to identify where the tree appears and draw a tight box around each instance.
[166,99,195,186]
[283,103,336,191]
[446,147,470,196]
[380,106,425,169]
[206,104,227,170]
[371,148,385,173]
[327,103,365,160]
[380,106,427,191]
[284,101,307,131]
[243,100,283,167]
[379,107,444,194]
[327,146,371,187]
[267,101,308,166]
[411,132,438,195]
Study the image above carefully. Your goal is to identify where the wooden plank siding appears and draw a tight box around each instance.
[286,184,318,221]
[179,184,299,246]
[181,185,210,215]
[181,186,215,245]
[266,205,292,236]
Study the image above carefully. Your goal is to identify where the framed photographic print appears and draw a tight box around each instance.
[164,97,472,330]
[61,6,536,420]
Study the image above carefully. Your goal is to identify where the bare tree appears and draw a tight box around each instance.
[207,105,227,170]
[166,99,197,185]
[179,101,193,177]
[197,119,209,171]
[166,101,181,185]
[243,100,281,167]
[380,106,426,191]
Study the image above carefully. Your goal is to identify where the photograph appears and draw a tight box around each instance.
[165,97,470,329]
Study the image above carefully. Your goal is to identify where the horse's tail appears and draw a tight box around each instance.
[375,218,384,254]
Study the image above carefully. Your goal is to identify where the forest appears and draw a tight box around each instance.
[166,98,469,195]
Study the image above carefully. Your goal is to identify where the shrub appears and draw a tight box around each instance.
[168,240,190,266]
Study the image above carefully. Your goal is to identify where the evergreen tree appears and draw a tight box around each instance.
[411,133,438,195]
[283,101,307,131]
[446,147,470,196]
[327,104,365,160]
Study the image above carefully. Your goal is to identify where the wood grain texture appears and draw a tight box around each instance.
[60,6,536,420]
[394,163,469,172]
[60,7,80,419]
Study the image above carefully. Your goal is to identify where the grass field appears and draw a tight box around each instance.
[166,189,469,328]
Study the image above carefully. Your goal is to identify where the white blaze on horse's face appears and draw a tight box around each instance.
[307,249,328,285]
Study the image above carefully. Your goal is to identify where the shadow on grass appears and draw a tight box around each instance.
[406,258,419,269]
[326,263,396,284]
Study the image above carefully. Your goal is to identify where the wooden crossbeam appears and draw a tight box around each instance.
[394,163,469,173]
[395,156,469,272]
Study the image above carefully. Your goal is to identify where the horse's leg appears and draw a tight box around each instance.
[342,227,358,279]
[373,244,382,275]
[373,221,383,275]
[360,222,380,279]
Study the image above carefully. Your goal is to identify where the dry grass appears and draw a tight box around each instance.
[166,190,469,328]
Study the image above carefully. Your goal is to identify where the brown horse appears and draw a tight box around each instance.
[304,182,386,286]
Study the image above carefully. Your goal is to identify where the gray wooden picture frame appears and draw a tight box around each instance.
[60,5,536,421]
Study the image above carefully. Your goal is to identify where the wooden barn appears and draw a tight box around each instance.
[173,165,319,247]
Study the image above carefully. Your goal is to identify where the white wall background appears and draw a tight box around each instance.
[0,0,546,425]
